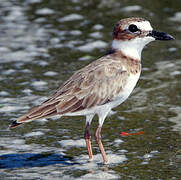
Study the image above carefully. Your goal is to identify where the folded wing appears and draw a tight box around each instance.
[10,57,128,128]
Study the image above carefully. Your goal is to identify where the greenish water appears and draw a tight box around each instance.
[0,0,181,179]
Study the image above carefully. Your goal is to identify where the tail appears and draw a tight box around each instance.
[9,121,23,128]
[9,102,59,129]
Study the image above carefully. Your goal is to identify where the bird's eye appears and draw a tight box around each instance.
[128,24,139,32]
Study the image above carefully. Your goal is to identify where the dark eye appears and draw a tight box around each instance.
[128,24,139,32]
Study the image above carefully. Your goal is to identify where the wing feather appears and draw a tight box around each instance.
[15,56,130,124]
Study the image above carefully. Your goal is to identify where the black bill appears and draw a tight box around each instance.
[147,30,174,40]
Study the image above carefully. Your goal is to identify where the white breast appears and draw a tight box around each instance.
[111,72,141,108]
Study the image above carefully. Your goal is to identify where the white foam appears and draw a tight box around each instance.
[92,24,104,30]
[68,154,127,179]
[24,131,44,137]
[11,139,25,144]
[143,153,153,159]
[121,5,142,12]
[44,71,58,76]
[78,55,93,61]
[113,138,124,147]
[4,6,24,21]
[2,69,16,75]
[0,137,66,155]
[32,96,47,106]
[89,32,103,39]
[36,8,54,15]
[77,40,107,52]
[74,153,127,165]
[20,69,31,73]
[118,149,128,153]
[0,91,9,96]
[0,47,10,52]
[31,80,48,88]
[141,161,149,165]
[59,14,84,22]
[34,60,49,66]
[69,30,82,36]
[169,106,181,132]
[170,71,181,76]
[36,118,48,123]
[168,47,177,52]
[58,139,86,148]
[22,88,33,95]
[169,12,181,22]
[27,0,42,3]
[0,105,27,113]
[50,37,60,45]
[150,150,160,154]
[0,138,32,151]
[78,171,120,179]
[1,51,33,63]
[105,154,127,164]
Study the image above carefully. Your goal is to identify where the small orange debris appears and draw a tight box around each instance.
[120,131,145,136]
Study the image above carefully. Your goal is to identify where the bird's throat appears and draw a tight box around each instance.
[111,39,143,60]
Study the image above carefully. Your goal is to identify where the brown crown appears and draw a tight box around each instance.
[113,17,146,40]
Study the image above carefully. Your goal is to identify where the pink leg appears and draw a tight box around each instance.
[84,123,93,161]
[95,126,108,164]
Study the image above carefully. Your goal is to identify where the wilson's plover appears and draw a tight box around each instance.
[9,17,174,164]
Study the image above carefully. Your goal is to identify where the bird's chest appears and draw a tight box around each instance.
[111,72,140,108]
[121,72,140,98]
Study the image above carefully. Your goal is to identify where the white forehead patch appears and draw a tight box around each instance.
[132,21,153,31]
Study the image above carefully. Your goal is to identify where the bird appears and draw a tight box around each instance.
[9,17,174,164]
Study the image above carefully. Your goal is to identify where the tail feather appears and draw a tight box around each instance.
[9,108,58,129]
[9,121,23,129]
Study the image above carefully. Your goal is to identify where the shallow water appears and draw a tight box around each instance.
[0,0,181,179]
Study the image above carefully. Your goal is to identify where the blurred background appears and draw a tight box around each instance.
[0,0,181,179]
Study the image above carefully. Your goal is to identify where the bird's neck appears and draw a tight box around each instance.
[111,39,144,60]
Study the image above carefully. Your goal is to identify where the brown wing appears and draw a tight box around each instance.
[10,56,128,127]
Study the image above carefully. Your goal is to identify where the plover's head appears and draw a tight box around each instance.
[112,17,174,59]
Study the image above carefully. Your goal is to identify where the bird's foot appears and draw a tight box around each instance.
[88,158,93,162]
